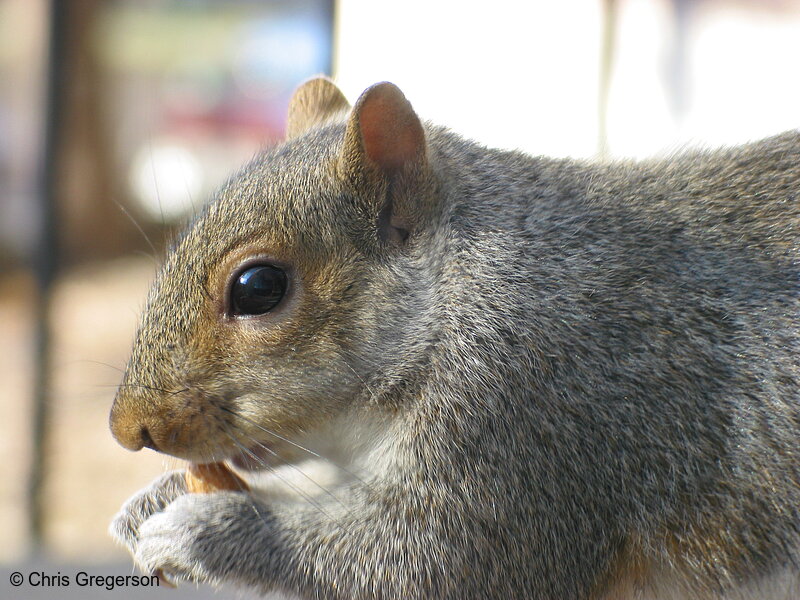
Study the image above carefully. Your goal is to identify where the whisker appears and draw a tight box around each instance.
[221,425,344,526]
[217,405,376,490]
[115,198,158,257]
[93,383,138,389]
[199,438,251,495]
[115,383,183,395]
[179,155,198,219]
[227,423,348,509]
[65,359,126,372]
[132,249,160,265]
[190,434,291,531]
[147,139,167,228]
[338,354,379,403]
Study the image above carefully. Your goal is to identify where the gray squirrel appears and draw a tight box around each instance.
[109,77,800,599]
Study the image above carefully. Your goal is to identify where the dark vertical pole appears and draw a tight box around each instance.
[29,0,67,556]
[598,0,617,159]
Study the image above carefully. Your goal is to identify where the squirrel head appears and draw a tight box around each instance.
[109,78,441,461]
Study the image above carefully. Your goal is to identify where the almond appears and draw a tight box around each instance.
[185,462,249,493]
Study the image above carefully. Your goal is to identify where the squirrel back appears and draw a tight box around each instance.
[109,78,800,599]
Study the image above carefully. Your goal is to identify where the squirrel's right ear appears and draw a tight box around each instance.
[286,76,350,139]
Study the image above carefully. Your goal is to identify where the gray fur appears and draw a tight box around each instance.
[109,81,800,599]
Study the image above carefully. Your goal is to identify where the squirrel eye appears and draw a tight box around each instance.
[229,265,287,316]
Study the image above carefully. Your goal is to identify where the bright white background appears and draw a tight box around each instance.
[335,0,800,159]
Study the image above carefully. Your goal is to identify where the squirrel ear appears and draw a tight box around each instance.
[339,82,430,245]
[341,82,426,177]
[286,76,350,139]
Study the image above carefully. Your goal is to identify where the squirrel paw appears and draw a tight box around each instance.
[133,491,264,587]
[109,470,187,554]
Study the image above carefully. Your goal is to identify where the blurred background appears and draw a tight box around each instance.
[2,0,800,597]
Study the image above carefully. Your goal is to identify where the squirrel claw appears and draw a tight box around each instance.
[153,569,177,589]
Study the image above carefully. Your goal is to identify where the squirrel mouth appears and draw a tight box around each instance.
[228,443,278,472]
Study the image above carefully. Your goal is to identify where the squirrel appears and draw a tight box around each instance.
[108,77,800,599]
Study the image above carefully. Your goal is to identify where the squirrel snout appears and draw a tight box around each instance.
[113,424,158,453]
[109,408,152,452]
[109,390,164,452]
[110,409,173,454]
[109,387,219,460]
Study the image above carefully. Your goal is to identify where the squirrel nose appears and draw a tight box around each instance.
[109,395,161,452]
[110,414,162,452]
[139,426,159,451]
[109,412,144,451]
[109,385,206,460]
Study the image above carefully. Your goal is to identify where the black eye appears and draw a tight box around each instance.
[230,265,287,316]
